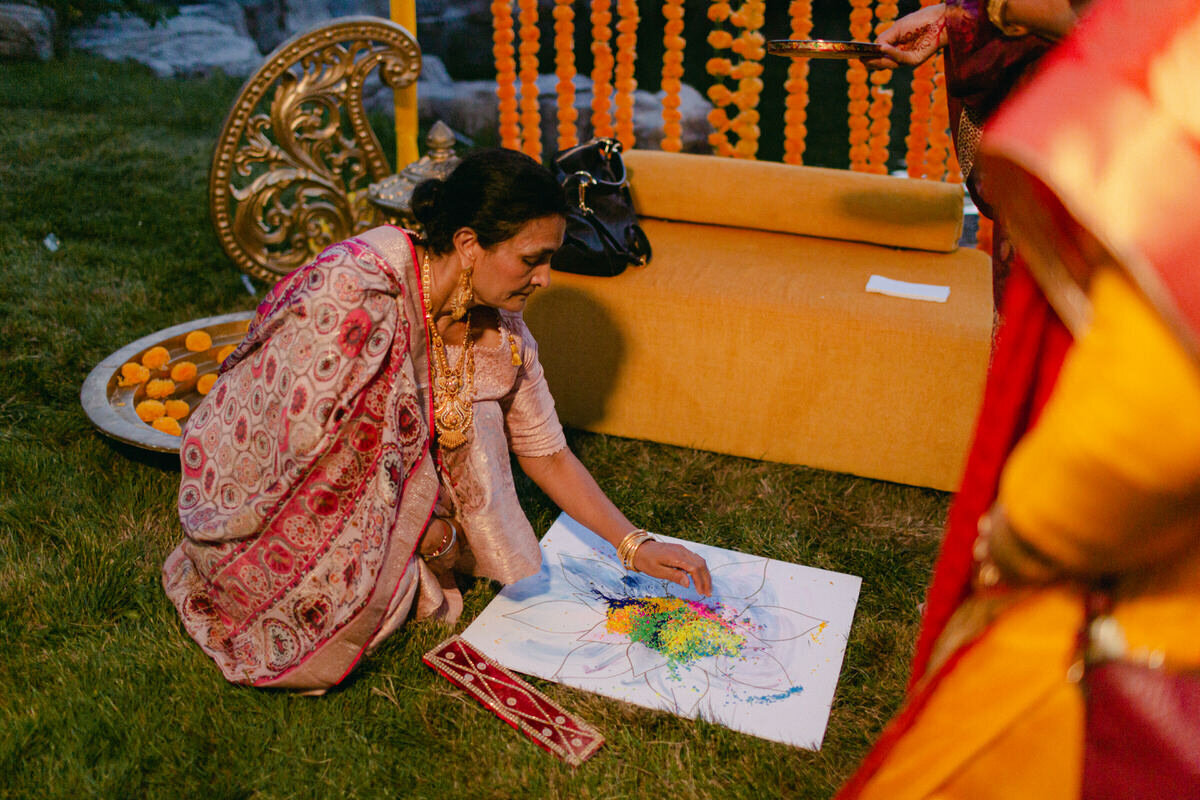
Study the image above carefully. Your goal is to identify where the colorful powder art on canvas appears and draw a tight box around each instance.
[596,592,749,677]
[461,514,862,750]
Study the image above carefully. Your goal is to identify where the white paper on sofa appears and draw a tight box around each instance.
[865,274,951,302]
[460,513,862,750]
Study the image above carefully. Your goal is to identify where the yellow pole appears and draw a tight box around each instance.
[389,0,419,167]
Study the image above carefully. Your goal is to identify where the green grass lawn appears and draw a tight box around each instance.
[0,55,949,799]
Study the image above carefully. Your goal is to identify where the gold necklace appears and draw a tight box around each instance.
[420,251,475,450]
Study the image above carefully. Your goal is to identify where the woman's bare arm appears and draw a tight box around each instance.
[518,449,713,595]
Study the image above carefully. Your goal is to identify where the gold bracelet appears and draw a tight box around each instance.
[986,0,1030,36]
[423,517,458,560]
[616,529,654,572]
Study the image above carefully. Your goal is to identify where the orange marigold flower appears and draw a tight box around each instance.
[145,378,175,399]
[707,84,733,105]
[119,362,150,387]
[164,399,190,420]
[141,346,169,369]
[708,3,731,23]
[135,400,166,422]
[706,57,733,75]
[152,416,182,436]
[170,361,198,382]
[707,30,733,49]
[185,330,212,352]
[197,373,218,395]
[733,138,758,157]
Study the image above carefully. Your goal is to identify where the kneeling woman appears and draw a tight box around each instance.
[164,148,711,690]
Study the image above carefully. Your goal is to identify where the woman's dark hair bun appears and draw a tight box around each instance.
[414,148,568,254]
[409,178,444,228]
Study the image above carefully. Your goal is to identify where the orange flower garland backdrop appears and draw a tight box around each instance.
[905,52,935,175]
[925,57,951,180]
[706,0,766,159]
[492,0,519,150]
[517,0,542,159]
[613,0,639,150]
[782,0,812,165]
[867,0,898,174]
[846,0,873,171]
[553,0,578,151]
[659,0,686,153]
[590,0,615,139]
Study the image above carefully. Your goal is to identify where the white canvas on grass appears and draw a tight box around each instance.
[460,513,862,750]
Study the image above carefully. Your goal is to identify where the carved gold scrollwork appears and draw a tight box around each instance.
[209,17,421,284]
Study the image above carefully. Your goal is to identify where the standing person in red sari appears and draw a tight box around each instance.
[867,0,1091,698]
[869,0,1086,306]
[839,0,1200,796]
[163,148,712,692]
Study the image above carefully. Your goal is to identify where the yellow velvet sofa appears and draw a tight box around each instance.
[523,150,993,491]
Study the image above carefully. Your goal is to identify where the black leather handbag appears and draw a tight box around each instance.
[550,138,651,277]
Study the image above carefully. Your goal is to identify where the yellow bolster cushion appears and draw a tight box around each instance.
[623,149,965,254]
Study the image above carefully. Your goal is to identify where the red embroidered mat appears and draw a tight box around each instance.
[422,635,605,766]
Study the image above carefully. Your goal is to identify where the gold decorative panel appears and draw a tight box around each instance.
[209,17,421,284]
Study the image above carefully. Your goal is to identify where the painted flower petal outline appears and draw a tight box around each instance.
[626,642,670,678]
[713,646,795,691]
[742,604,828,642]
[643,662,710,717]
[572,591,607,615]
[577,618,626,645]
[502,599,603,635]
[558,553,626,595]
[553,641,633,681]
[707,557,768,601]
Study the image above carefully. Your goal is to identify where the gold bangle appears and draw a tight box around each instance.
[616,529,654,572]
[423,517,458,560]
[986,0,1030,36]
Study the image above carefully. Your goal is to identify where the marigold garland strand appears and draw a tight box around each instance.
[926,55,952,180]
[660,0,686,152]
[517,0,542,159]
[783,0,812,165]
[906,59,935,177]
[846,0,873,171]
[867,0,898,174]
[492,0,519,150]
[590,0,615,139]
[553,0,578,150]
[706,0,765,159]
[905,0,939,177]
[614,0,639,149]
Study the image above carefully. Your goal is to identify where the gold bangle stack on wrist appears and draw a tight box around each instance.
[617,529,655,572]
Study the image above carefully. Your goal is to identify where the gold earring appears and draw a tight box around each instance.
[450,261,474,321]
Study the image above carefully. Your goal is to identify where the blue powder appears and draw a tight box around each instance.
[746,686,805,704]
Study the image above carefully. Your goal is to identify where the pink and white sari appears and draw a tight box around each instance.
[163,226,564,690]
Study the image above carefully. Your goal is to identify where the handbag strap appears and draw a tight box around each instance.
[554,138,628,187]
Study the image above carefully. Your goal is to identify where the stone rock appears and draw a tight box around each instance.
[0,3,53,61]
[371,69,712,155]
[72,3,263,78]
[239,0,389,55]
[414,0,492,80]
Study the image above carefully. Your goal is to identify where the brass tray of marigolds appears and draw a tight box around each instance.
[81,311,255,453]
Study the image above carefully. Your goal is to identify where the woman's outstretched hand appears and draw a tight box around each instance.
[633,541,713,597]
[865,3,948,70]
